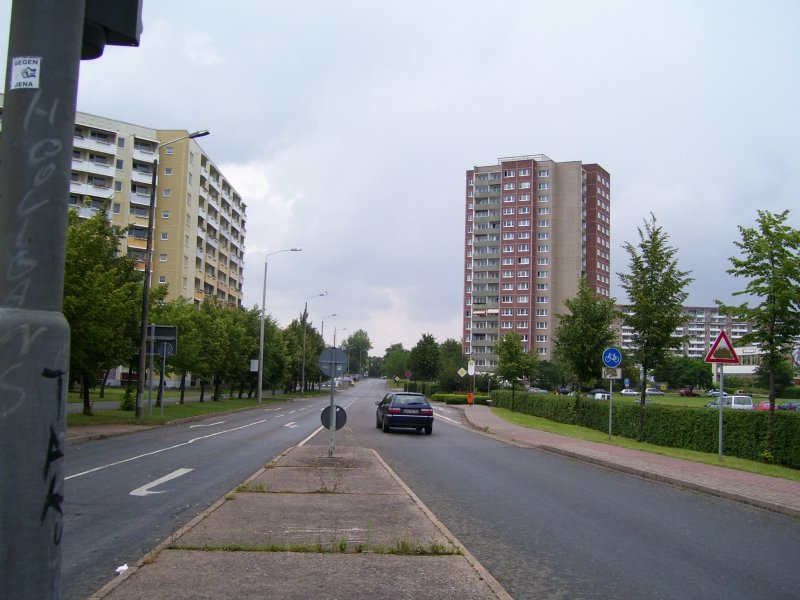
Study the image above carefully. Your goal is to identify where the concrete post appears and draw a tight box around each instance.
[0,1,85,597]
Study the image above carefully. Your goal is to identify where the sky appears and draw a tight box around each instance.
[2,0,799,356]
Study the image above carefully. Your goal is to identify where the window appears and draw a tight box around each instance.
[518,232,530,239]
[501,321,513,329]
[518,206,531,214]
[503,207,515,215]
[503,194,514,202]
[112,203,121,214]
[502,283,513,290]
[503,182,515,190]
[163,189,172,197]
[517,257,530,264]
[537,244,549,251]
[518,194,531,201]
[502,308,513,316]
[165,147,174,155]
[159,254,167,262]
[502,258,514,265]
[518,269,529,277]
[536,296,548,303]
[517,308,529,315]
[117,138,125,149]
[536,322,548,329]
[502,245,514,253]
[161,232,168,241]
[165,167,173,175]
[517,283,529,290]
[536,283,549,291]
[518,219,531,226]
[161,210,170,218]
[538,195,550,202]
[519,181,531,189]
[503,170,515,177]
[516,322,529,329]
[517,244,530,251]
[536,309,548,316]
[116,159,124,170]
[536,335,548,342]
[519,168,530,176]
[538,220,550,227]
[518,295,529,303]
[502,270,514,277]
[502,232,515,240]
[502,296,513,303]
[538,207,550,215]
[538,169,549,177]
[114,181,122,192]
[537,271,549,278]
[538,182,550,190]
[537,257,549,265]
[158,276,167,284]
[502,220,514,227]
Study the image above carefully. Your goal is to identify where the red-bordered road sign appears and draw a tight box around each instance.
[704,330,740,364]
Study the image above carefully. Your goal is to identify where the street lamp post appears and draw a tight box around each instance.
[257,248,302,403]
[136,129,209,419]
[301,292,327,395]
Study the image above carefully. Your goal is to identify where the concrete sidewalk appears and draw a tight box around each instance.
[87,432,510,600]
[459,403,800,519]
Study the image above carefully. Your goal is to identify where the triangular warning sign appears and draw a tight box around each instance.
[704,330,740,364]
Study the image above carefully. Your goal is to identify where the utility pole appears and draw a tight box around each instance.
[0,2,141,597]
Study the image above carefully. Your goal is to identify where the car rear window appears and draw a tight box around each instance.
[393,395,428,406]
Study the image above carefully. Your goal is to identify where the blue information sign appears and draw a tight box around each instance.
[602,347,622,368]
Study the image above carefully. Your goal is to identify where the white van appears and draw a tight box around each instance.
[707,395,753,410]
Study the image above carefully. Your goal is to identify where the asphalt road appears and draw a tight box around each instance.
[64,379,800,599]
[347,380,800,600]
[62,393,338,600]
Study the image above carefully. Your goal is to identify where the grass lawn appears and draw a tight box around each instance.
[491,406,800,482]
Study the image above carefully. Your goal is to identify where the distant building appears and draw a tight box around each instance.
[463,155,611,369]
[614,305,755,359]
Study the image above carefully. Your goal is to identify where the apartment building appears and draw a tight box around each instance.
[0,95,247,308]
[615,305,755,360]
[464,155,611,369]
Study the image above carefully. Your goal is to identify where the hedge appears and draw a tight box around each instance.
[430,393,491,405]
[490,390,800,469]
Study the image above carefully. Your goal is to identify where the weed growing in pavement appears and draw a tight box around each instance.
[337,538,348,553]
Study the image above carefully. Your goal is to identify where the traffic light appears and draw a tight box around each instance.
[82,0,143,60]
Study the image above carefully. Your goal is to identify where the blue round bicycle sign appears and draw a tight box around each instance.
[602,347,622,368]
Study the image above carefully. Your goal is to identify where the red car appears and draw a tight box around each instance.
[754,401,772,411]
[679,388,700,397]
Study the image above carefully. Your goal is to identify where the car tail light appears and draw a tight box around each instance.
[387,408,402,414]
[420,408,433,416]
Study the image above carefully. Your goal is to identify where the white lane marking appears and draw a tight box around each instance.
[189,421,225,428]
[433,410,461,425]
[284,422,298,429]
[274,414,286,418]
[130,468,193,496]
[298,426,324,447]
[66,419,270,480]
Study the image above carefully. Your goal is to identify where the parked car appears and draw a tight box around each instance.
[620,388,639,396]
[754,401,772,411]
[375,392,434,434]
[645,388,665,396]
[526,386,548,393]
[705,395,753,410]
[586,388,610,400]
[557,386,572,395]
[777,401,800,411]
[679,388,700,397]
[706,389,721,397]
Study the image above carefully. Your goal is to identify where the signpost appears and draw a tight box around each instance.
[704,330,740,459]
[319,347,348,457]
[602,348,623,437]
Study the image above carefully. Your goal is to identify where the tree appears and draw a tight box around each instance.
[718,209,800,454]
[653,356,712,391]
[149,296,201,404]
[618,214,693,436]
[754,358,795,396]
[553,278,619,390]
[408,333,440,382]
[382,344,409,379]
[63,210,141,414]
[342,329,373,376]
[437,338,468,392]
[495,332,538,410]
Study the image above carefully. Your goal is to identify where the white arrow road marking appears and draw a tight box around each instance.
[67,419,270,480]
[189,421,225,428]
[284,422,298,428]
[130,468,193,497]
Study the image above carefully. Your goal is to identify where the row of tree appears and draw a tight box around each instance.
[64,209,374,415]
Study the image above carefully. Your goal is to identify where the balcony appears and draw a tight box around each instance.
[73,135,115,154]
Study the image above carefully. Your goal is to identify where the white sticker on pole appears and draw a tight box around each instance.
[10,57,41,90]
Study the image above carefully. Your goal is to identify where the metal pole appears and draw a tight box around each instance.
[257,257,268,403]
[0,2,85,596]
[301,300,307,395]
[135,158,157,419]
[718,364,724,459]
[329,330,338,457]
[148,323,155,415]
[608,379,614,438]
[160,344,167,417]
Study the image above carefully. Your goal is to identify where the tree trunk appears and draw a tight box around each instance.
[767,369,776,456]
[99,369,110,398]
[213,378,222,401]
[510,383,516,412]
[81,374,92,415]
[199,380,206,403]
[179,372,187,404]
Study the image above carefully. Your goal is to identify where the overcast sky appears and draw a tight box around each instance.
[2,1,799,355]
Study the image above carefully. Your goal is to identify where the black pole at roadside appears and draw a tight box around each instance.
[0,2,86,597]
